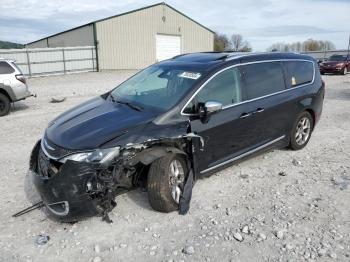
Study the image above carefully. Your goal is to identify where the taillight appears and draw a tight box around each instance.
[15,74,26,84]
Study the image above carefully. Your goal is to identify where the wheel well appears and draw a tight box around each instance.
[0,88,12,102]
[305,109,315,127]
[129,147,188,187]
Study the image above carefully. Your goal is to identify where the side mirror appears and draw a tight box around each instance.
[205,101,223,114]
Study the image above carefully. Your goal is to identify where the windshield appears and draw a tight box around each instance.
[328,55,346,61]
[111,64,203,111]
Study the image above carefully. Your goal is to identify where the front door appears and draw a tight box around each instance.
[184,66,266,173]
[185,61,290,174]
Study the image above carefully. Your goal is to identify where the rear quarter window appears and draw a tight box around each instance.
[283,61,314,88]
[239,61,286,101]
[0,61,15,74]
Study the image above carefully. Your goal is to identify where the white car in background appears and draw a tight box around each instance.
[0,59,34,116]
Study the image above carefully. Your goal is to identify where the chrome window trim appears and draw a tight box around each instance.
[200,135,286,174]
[180,59,315,116]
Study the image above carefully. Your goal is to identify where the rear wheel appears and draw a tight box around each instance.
[289,111,314,150]
[0,93,11,117]
[147,154,187,212]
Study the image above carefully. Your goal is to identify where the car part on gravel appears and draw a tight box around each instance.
[12,201,44,218]
[35,234,50,246]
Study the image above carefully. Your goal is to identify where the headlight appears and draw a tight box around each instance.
[336,62,344,67]
[59,147,120,164]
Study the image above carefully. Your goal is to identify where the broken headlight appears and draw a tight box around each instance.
[59,147,120,164]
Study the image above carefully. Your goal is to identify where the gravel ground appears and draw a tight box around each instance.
[0,71,349,262]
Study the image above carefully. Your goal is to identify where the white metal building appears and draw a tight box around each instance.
[26,2,214,70]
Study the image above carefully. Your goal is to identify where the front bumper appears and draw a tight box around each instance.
[28,140,110,222]
[31,159,101,222]
[320,67,343,74]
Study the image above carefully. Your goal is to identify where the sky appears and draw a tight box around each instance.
[0,0,349,51]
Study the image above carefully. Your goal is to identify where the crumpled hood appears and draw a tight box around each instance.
[46,96,158,150]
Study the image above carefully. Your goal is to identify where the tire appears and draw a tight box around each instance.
[342,67,348,75]
[147,154,188,212]
[0,93,11,117]
[289,111,314,150]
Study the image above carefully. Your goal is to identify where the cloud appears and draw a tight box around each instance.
[0,0,349,50]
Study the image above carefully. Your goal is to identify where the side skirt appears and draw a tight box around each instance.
[200,135,286,174]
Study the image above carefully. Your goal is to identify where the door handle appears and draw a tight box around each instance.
[253,108,264,114]
[240,112,252,119]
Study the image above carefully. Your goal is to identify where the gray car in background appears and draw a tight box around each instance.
[0,59,34,116]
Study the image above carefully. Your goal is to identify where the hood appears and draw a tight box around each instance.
[46,96,158,150]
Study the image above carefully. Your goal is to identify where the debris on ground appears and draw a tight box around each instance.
[331,175,350,190]
[50,97,66,103]
[182,245,195,255]
[241,225,249,234]
[292,158,302,166]
[35,234,50,246]
[233,232,244,242]
[278,171,287,176]
[239,173,249,179]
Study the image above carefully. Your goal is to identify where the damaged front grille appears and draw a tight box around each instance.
[38,148,60,178]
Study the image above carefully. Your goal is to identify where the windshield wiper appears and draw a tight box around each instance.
[110,93,143,111]
[115,99,143,111]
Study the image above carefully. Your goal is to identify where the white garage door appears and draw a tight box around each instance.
[156,34,181,62]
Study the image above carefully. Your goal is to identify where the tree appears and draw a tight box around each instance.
[267,39,336,52]
[230,34,251,52]
[214,33,230,51]
[0,40,23,49]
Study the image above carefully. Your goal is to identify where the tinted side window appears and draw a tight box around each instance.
[283,61,314,88]
[183,67,242,114]
[0,61,15,74]
[240,62,285,101]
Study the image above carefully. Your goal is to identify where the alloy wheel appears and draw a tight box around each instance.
[295,117,311,145]
[169,159,185,203]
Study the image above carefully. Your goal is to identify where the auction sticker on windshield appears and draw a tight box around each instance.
[178,72,201,80]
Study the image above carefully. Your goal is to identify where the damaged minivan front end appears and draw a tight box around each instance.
[29,121,201,222]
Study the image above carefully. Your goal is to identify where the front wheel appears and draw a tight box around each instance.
[289,111,314,150]
[342,67,348,75]
[147,154,187,212]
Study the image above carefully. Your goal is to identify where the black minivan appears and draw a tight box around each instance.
[28,52,324,222]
